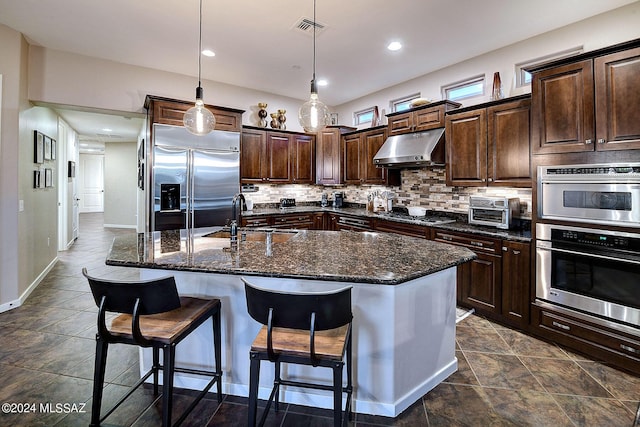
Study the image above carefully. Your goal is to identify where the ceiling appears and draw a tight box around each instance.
[1,0,636,148]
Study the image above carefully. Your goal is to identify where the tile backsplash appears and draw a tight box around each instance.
[242,166,532,218]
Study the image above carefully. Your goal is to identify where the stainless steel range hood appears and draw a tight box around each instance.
[373,128,446,168]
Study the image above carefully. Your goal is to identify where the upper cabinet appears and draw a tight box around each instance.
[145,95,243,132]
[531,43,640,154]
[445,96,531,187]
[386,100,461,136]
[316,125,356,185]
[240,127,315,184]
[343,127,400,186]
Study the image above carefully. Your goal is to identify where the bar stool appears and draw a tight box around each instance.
[82,268,222,427]
[242,278,353,427]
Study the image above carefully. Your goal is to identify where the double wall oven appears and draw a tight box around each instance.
[536,163,640,336]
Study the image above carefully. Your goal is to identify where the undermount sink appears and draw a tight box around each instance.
[204,229,297,243]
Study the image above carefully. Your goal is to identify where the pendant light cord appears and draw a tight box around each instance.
[312,0,316,82]
[198,0,203,88]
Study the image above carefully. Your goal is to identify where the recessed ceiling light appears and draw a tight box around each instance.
[202,49,216,57]
[101,128,112,132]
[387,41,402,51]
[317,79,328,86]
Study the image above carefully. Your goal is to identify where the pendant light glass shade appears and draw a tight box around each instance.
[299,81,329,133]
[298,0,328,133]
[184,87,216,135]
[184,0,215,136]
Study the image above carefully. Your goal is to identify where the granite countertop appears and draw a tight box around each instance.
[242,206,532,243]
[106,228,476,285]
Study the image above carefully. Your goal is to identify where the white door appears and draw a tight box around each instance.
[79,154,104,213]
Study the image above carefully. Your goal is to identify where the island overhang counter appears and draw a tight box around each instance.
[105,227,476,417]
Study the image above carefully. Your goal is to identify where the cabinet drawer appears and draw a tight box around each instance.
[534,305,640,364]
[271,214,314,229]
[432,230,500,253]
[374,219,429,238]
[242,216,271,227]
[336,215,373,231]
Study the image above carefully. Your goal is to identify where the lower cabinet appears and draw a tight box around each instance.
[531,303,640,375]
[432,229,530,326]
[330,214,373,231]
[374,219,429,238]
[241,213,315,229]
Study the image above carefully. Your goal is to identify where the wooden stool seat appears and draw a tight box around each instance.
[251,324,350,360]
[110,296,219,344]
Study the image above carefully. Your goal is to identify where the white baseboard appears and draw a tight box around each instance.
[0,256,58,313]
[103,223,137,229]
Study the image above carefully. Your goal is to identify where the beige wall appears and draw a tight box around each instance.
[335,2,640,128]
[104,141,138,228]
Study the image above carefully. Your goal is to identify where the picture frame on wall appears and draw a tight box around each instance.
[44,168,53,188]
[33,170,41,189]
[34,131,44,164]
[330,113,339,125]
[51,139,57,160]
[44,135,52,160]
[68,161,76,178]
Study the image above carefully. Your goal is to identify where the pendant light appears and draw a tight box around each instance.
[298,0,329,133]
[183,0,215,135]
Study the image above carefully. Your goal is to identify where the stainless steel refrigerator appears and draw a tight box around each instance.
[152,123,240,231]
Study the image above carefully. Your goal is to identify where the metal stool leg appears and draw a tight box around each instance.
[90,336,108,427]
[153,347,160,395]
[213,308,223,403]
[162,343,176,427]
[274,361,281,412]
[332,362,343,427]
[248,354,261,427]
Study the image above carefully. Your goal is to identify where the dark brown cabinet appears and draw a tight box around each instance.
[501,240,530,327]
[374,219,429,238]
[386,101,460,136]
[531,46,640,154]
[343,127,400,186]
[270,213,315,229]
[329,214,373,231]
[432,230,503,317]
[445,96,531,187]
[316,126,355,185]
[145,96,243,132]
[312,212,326,230]
[241,127,314,184]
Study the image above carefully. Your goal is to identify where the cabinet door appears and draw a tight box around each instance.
[361,128,387,184]
[343,134,362,184]
[531,60,595,154]
[240,129,267,183]
[413,105,446,132]
[291,134,314,184]
[313,213,326,230]
[327,213,339,231]
[459,252,502,314]
[387,112,413,135]
[445,109,487,186]
[316,128,342,185]
[595,47,640,151]
[501,241,530,327]
[265,132,291,183]
[487,99,531,187]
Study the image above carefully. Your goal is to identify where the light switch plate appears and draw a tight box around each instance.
[19,200,24,212]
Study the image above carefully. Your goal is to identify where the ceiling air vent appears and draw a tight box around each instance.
[294,17,326,35]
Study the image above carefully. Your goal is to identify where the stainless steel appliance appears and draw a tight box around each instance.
[373,128,446,168]
[333,192,344,208]
[536,222,640,334]
[468,196,520,229]
[538,163,640,228]
[152,123,240,231]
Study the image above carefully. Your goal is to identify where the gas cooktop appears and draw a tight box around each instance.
[378,212,456,225]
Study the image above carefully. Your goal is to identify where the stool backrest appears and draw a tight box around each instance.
[82,268,181,315]
[243,278,352,331]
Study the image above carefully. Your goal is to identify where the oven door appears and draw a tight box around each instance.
[536,241,640,328]
[539,182,640,227]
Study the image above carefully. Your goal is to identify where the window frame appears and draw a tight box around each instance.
[390,93,421,113]
[515,46,583,87]
[353,107,375,126]
[441,75,485,102]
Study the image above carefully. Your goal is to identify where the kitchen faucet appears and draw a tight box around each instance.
[230,193,245,241]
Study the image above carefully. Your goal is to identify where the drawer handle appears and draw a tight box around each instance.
[441,236,452,241]
[470,241,483,247]
[552,321,570,331]
[620,344,640,354]
[512,250,521,255]
[597,138,606,144]
[585,139,593,144]
[298,217,306,220]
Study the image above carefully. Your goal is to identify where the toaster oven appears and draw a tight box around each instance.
[468,196,520,229]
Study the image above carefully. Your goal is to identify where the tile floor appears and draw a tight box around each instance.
[1,213,639,426]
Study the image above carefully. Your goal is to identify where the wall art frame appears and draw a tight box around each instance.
[34,131,44,164]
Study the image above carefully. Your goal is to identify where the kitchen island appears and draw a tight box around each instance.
[106,227,475,417]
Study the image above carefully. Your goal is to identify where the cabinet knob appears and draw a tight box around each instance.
[585,139,593,144]
[597,138,606,144]
[488,178,493,182]
[513,250,521,255]
[502,246,508,252]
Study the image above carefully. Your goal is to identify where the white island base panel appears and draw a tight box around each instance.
[138,267,457,418]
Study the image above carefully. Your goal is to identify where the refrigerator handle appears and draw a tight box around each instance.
[187,150,194,230]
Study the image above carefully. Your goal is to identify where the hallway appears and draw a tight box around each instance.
[0,213,639,426]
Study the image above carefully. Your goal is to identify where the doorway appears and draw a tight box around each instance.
[78,153,105,213]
